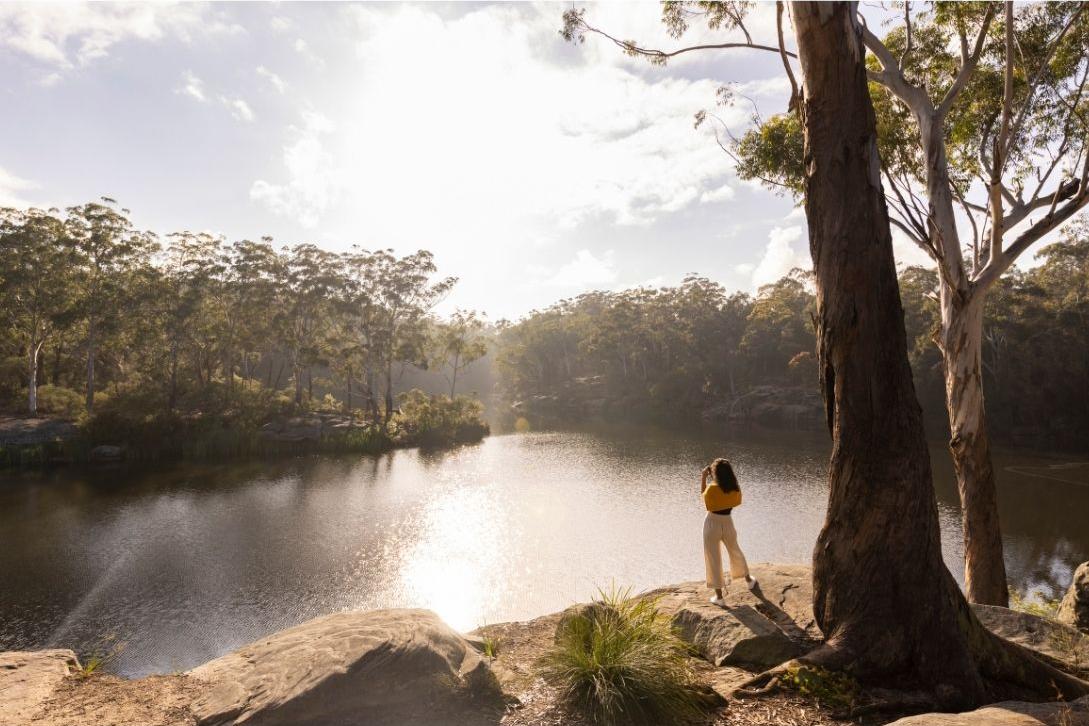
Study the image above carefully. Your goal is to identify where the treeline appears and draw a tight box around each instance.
[0,201,490,456]
[495,222,1089,452]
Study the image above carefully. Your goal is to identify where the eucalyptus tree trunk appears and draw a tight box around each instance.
[28,342,41,415]
[938,290,1008,606]
[449,351,460,397]
[85,317,96,412]
[921,116,1008,607]
[788,0,1086,704]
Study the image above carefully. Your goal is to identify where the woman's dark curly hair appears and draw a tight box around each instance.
[711,458,739,492]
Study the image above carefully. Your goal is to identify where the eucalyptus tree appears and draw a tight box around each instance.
[773,1,1087,704]
[278,244,343,406]
[564,0,1089,605]
[431,309,488,397]
[349,249,455,424]
[0,208,76,414]
[161,232,226,410]
[220,238,281,397]
[66,199,156,411]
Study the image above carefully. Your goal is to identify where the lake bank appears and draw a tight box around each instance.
[5,564,1087,726]
[0,397,489,468]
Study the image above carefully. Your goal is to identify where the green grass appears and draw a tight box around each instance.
[538,587,707,725]
[75,637,125,679]
[1009,588,1063,620]
[476,623,502,659]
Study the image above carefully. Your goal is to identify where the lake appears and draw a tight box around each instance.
[1,426,1086,677]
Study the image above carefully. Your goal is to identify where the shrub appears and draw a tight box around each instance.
[395,389,489,447]
[32,385,85,418]
[539,588,707,725]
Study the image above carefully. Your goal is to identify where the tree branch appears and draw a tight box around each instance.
[937,4,996,118]
[987,2,1015,268]
[860,21,934,117]
[776,1,800,112]
[567,13,794,64]
[974,183,1089,291]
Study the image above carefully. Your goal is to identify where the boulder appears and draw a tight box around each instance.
[188,609,507,726]
[973,604,1089,670]
[0,649,80,725]
[644,564,819,671]
[1058,562,1089,634]
[886,696,1089,725]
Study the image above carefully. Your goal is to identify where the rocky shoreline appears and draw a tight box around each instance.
[3,564,1087,726]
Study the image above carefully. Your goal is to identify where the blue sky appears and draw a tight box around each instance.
[1,2,928,319]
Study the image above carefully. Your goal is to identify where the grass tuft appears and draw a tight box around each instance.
[538,587,707,725]
[1009,587,1063,620]
[75,636,125,679]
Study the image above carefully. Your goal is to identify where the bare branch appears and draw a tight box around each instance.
[776,1,800,113]
[899,2,914,70]
[937,4,996,117]
[987,2,1015,267]
[974,183,1089,291]
[860,21,934,117]
[1003,4,1086,157]
[566,12,794,64]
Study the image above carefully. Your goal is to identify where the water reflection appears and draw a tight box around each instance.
[0,427,1085,677]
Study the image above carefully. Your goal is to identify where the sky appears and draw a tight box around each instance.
[1,1,937,320]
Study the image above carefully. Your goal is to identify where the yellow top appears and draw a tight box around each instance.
[703,484,742,512]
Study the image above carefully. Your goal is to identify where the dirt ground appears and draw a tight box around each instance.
[26,673,200,726]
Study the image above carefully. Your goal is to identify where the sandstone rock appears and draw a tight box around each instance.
[973,604,1089,670]
[188,609,506,726]
[1058,562,1089,634]
[645,564,818,670]
[0,649,80,725]
[886,696,1089,725]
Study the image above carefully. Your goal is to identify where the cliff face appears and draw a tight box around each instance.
[5,564,1087,726]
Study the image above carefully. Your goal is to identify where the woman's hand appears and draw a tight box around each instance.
[700,465,710,492]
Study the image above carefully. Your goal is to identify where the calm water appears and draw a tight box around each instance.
[1,426,1086,677]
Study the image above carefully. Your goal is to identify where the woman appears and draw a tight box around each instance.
[701,458,757,606]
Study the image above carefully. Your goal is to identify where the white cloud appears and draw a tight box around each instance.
[0,166,39,207]
[256,65,286,94]
[250,111,338,227]
[178,71,207,102]
[222,97,254,123]
[699,182,736,204]
[749,225,809,290]
[294,38,325,68]
[734,76,792,99]
[734,262,755,275]
[0,4,239,69]
[270,15,293,33]
[547,249,617,287]
[178,72,254,122]
[255,3,752,243]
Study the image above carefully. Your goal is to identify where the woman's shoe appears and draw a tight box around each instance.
[709,595,726,607]
[745,576,758,590]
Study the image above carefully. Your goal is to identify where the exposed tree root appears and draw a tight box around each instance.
[729,628,1089,718]
[834,690,938,720]
[732,659,804,698]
